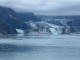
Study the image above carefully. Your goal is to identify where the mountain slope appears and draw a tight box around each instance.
[0,19,17,34]
[0,6,29,30]
[16,13,40,22]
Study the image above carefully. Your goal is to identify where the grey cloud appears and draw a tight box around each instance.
[0,0,80,15]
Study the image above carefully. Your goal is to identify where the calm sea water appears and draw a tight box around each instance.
[0,34,80,60]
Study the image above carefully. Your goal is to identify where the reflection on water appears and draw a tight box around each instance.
[0,34,80,60]
[0,45,80,60]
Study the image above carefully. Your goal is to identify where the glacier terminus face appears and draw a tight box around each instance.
[25,21,70,35]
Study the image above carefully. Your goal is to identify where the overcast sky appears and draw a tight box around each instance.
[0,0,80,15]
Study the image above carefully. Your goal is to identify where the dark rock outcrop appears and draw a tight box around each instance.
[0,19,17,34]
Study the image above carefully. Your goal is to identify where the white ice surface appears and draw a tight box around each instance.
[49,28,58,35]
[16,29,24,34]
[16,29,24,36]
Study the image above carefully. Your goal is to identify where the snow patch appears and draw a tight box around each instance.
[9,15,12,17]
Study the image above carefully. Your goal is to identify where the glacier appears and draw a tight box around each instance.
[15,21,71,36]
[16,29,24,36]
[26,21,70,35]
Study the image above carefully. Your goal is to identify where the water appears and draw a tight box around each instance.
[0,34,80,60]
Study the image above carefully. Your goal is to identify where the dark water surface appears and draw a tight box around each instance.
[0,34,80,60]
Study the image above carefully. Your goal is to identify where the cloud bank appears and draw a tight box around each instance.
[0,0,80,15]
